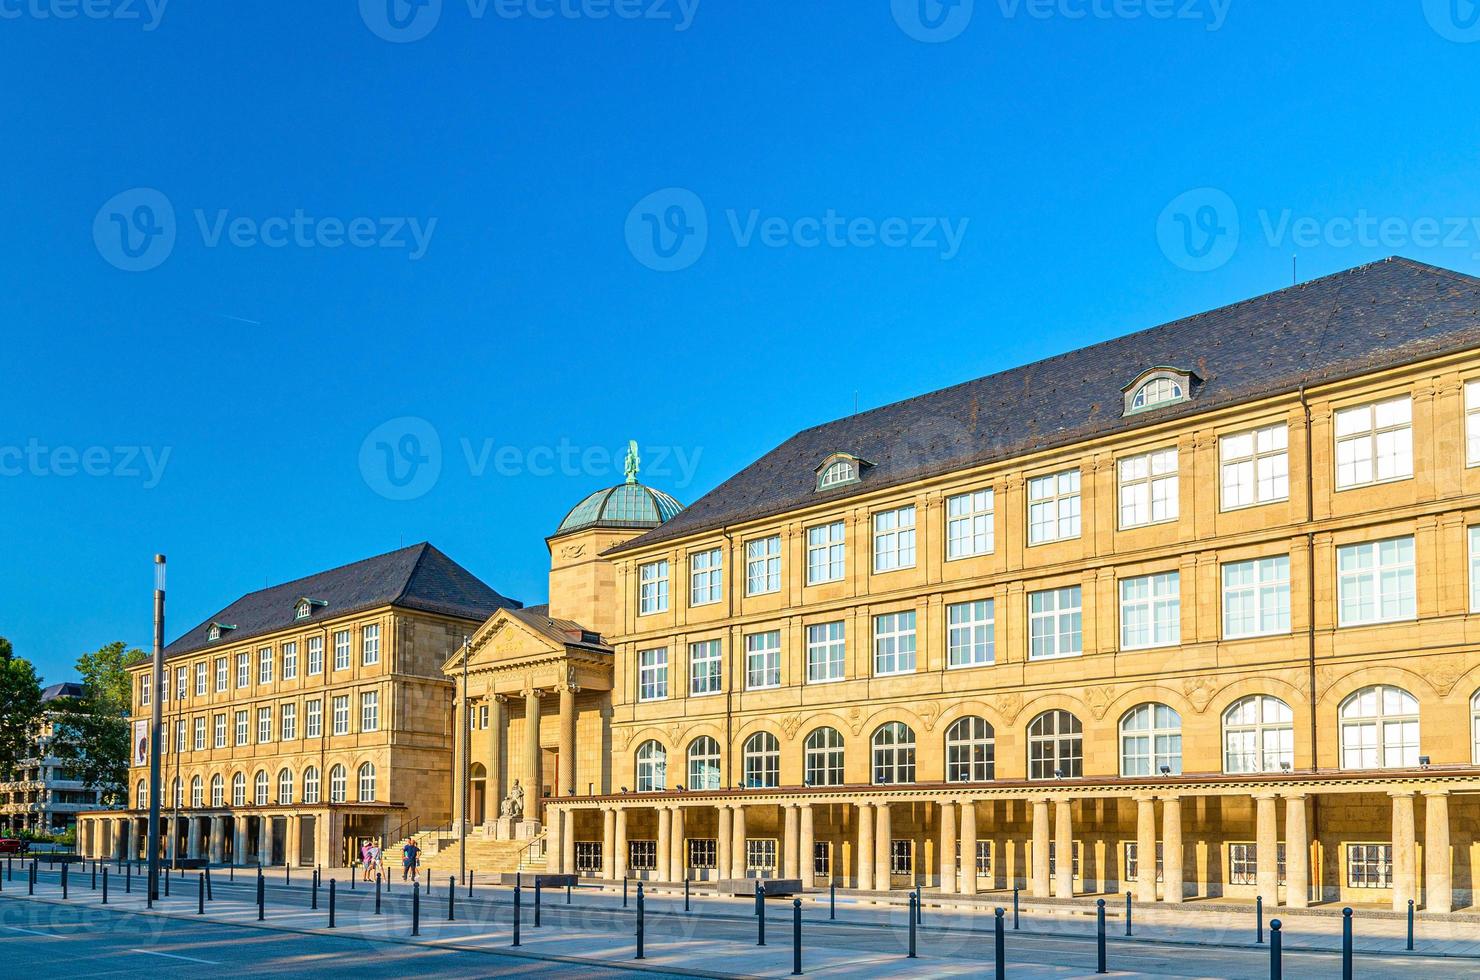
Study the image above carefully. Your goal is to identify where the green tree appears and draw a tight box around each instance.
[0,637,44,781]
[50,641,146,805]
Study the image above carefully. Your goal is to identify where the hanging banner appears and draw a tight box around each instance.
[132,719,149,768]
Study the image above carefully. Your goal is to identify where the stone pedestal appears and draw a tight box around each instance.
[494,816,516,840]
[515,820,542,840]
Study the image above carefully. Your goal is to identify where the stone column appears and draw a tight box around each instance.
[114,818,127,861]
[656,806,672,881]
[1284,795,1308,909]
[233,819,246,866]
[731,805,747,879]
[562,809,576,876]
[547,807,564,875]
[1254,793,1279,903]
[559,686,577,798]
[1136,797,1157,905]
[1162,796,1184,903]
[488,696,507,818]
[798,804,815,888]
[1391,791,1417,913]
[717,805,732,881]
[960,802,979,896]
[856,802,874,890]
[164,817,176,863]
[1054,800,1074,899]
[210,817,225,864]
[601,807,616,879]
[874,801,892,892]
[524,689,543,821]
[614,807,629,880]
[258,816,272,866]
[1031,799,1050,898]
[188,816,203,861]
[452,691,467,832]
[671,806,686,881]
[783,804,800,880]
[1424,791,1452,912]
[939,800,957,895]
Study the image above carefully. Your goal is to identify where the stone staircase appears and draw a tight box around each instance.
[400,827,547,879]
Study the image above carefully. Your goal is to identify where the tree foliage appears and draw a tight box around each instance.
[50,641,146,805]
[0,636,44,780]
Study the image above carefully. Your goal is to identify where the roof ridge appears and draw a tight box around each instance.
[392,541,436,607]
[228,541,432,603]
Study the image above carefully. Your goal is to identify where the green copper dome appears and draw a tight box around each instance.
[556,482,685,536]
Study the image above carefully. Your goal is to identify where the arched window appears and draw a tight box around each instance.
[329,764,347,804]
[1120,703,1182,776]
[277,768,293,805]
[231,772,245,807]
[1028,710,1083,780]
[1340,685,1419,769]
[742,732,780,788]
[357,763,376,802]
[635,740,667,792]
[1132,376,1183,410]
[945,716,995,782]
[136,780,146,808]
[303,766,321,805]
[1473,690,1480,764]
[210,773,224,807]
[172,776,183,808]
[687,736,720,790]
[871,722,916,785]
[804,727,845,786]
[190,775,203,808]
[253,770,269,806]
[1222,695,1294,773]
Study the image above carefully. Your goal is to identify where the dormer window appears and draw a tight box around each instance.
[206,622,236,642]
[815,452,869,492]
[1123,368,1194,416]
[294,597,327,621]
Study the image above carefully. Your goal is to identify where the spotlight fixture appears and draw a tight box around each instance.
[1053,768,1064,779]
[675,784,685,792]
[1279,762,1291,773]
[1419,755,1431,768]
[1159,765,1171,776]
[621,786,629,794]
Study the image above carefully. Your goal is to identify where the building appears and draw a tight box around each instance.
[77,543,518,867]
[0,683,109,835]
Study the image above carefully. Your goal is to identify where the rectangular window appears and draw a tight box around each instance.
[688,839,717,870]
[873,505,917,572]
[333,630,351,670]
[746,536,782,596]
[361,691,379,732]
[1120,572,1181,650]
[236,652,250,688]
[306,699,322,739]
[947,489,994,559]
[193,717,206,751]
[140,673,151,706]
[281,702,297,740]
[628,840,657,872]
[806,521,846,585]
[1471,526,1480,613]
[947,599,995,667]
[1220,424,1289,509]
[806,621,846,683]
[215,657,227,692]
[195,662,207,697]
[889,840,913,875]
[174,719,185,752]
[257,706,272,743]
[332,695,350,735]
[1468,381,1480,466]
[175,666,186,700]
[745,839,777,873]
[258,647,273,685]
[975,841,992,876]
[688,640,722,696]
[575,842,603,873]
[814,842,832,877]
[213,713,226,749]
[689,548,723,606]
[307,636,324,675]
[745,631,781,690]
[1118,448,1179,528]
[362,624,380,666]
[1028,469,1081,544]
[1347,844,1394,888]
[1335,396,1413,489]
[1337,536,1417,626]
[159,671,167,705]
[1046,841,1081,878]
[282,642,298,680]
[1228,843,1287,885]
[1029,586,1083,660]
[639,560,670,615]
[638,648,669,701]
[873,610,917,676]
[234,709,248,746]
[1223,556,1291,639]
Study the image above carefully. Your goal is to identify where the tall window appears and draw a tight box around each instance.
[140,673,150,707]
[234,709,248,746]
[303,766,320,805]
[1335,396,1413,489]
[329,764,347,804]
[1029,586,1082,660]
[361,691,379,732]
[362,624,380,665]
[947,489,994,559]
[214,713,226,748]
[282,702,297,740]
[193,716,206,751]
[807,521,846,585]
[871,723,916,784]
[210,773,224,807]
[357,763,376,802]
[1223,556,1291,639]
[806,621,846,683]
[635,740,667,792]
[1119,703,1182,775]
[254,770,269,806]
[804,727,845,786]
[231,772,245,807]
[1028,710,1082,780]
[1339,685,1419,769]
[687,736,721,790]
[307,636,324,675]
[1473,690,1480,764]
[1337,537,1416,626]
[639,560,670,615]
[945,716,995,782]
[257,706,272,743]
[176,667,186,700]
[873,611,917,676]
[690,548,723,606]
[745,631,781,690]
[1468,380,1480,465]
[282,642,298,680]
[1347,844,1393,889]
[332,695,350,735]
[743,732,780,788]
[1120,573,1181,650]
[1028,470,1081,544]
[873,506,917,572]
[746,536,781,595]
[1470,527,1480,613]
[278,768,293,805]
[638,648,669,701]
[1220,424,1288,509]
[1223,695,1294,773]
[236,652,249,688]
[215,657,227,692]
[333,630,351,670]
[1118,449,1179,528]
[195,662,207,696]
[191,775,202,808]
[689,640,722,696]
[947,599,995,667]
[258,647,273,685]
[306,699,322,738]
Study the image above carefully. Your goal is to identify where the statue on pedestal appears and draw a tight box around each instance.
[499,779,526,820]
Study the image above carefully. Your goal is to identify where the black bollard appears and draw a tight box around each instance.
[907,893,917,959]
[197,873,204,915]
[684,876,690,912]
[1095,898,1107,974]
[448,876,455,921]
[792,898,802,976]
[62,863,68,899]
[755,879,763,917]
[1407,898,1414,951]
[512,884,522,947]
[623,875,628,908]
[1270,918,1283,980]
[1013,885,1020,929]
[126,861,132,893]
[1341,907,1353,980]
[994,908,1006,980]
[566,881,572,905]
[759,885,768,947]
[535,878,542,927]
[1125,890,1132,936]
[329,879,336,929]
[27,863,33,896]
[469,870,474,899]
[205,867,212,901]
[102,866,108,904]
[915,887,923,924]
[92,862,97,891]
[285,864,289,885]
[635,881,645,960]
[412,882,421,936]
[257,869,265,921]
[1257,894,1265,943]
[312,872,319,910]
[164,868,170,897]
[375,873,382,915]
[830,881,836,919]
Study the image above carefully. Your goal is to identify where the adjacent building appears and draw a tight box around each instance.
[0,683,109,835]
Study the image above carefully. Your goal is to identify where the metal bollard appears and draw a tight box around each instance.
[1407,898,1414,951]
[1125,890,1132,936]
[312,872,319,910]
[684,876,690,912]
[126,861,132,893]
[914,887,923,924]
[792,898,802,976]
[28,863,33,896]
[1270,919,1283,980]
[1257,894,1264,943]
[1013,886,1020,929]
[448,876,455,921]
[102,866,108,904]
[566,881,572,905]
[164,868,170,897]
[1095,898,1107,974]
[205,867,212,901]
[469,870,474,899]
[994,908,1006,980]
[92,862,97,891]
[755,879,763,917]
[375,874,382,914]
[907,893,917,958]
[1341,907,1353,980]
[197,874,204,914]
[329,879,336,929]
[623,876,628,908]
[830,881,836,919]
[62,863,68,899]
[758,884,767,946]
[512,884,522,947]
[635,881,645,960]
[412,882,421,936]
[535,878,542,927]
[257,869,265,921]
[285,864,289,885]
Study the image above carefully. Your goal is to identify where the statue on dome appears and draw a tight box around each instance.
[623,440,640,485]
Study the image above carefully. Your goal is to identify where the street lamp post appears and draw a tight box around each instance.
[459,635,469,888]
[146,555,166,901]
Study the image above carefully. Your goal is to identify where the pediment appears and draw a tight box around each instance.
[443,608,564,673]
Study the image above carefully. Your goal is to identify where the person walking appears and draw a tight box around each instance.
[402,838,420,882]
[367,840,381,881]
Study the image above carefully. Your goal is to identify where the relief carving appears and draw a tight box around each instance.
[1426,656,1468,697]
[1084,685,1114,719]
[558,543,587,560]
[778,715,803,741]
[994,692,1023,725]
[917,702,941,732]
[1182,676,1217,713]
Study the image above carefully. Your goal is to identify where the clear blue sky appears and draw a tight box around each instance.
[4,1,1479,684]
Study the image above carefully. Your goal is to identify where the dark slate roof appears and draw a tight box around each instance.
[40,682,84,702]
[612,257,1480,554]
[510,608,611,653]
[165,543,520,659]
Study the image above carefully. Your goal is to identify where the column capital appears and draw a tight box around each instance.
[1250,791,1279,801]
[1387,789,1418,799]
[1421,788,1451,798]
[1280,792,1307,802]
